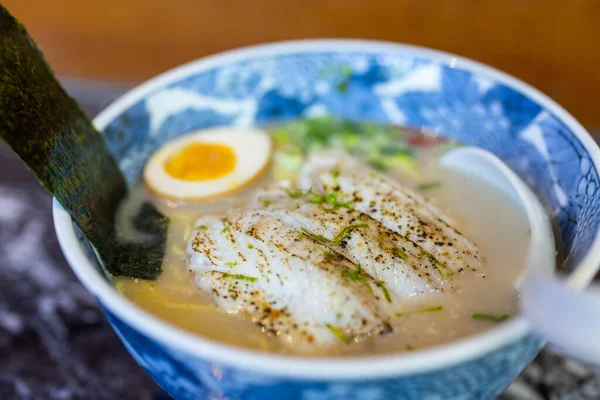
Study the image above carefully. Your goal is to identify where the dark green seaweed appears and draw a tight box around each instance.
[0,5,167,279]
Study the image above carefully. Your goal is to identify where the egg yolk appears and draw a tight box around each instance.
[165,143,236,181]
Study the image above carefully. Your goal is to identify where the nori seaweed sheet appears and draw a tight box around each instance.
[0,5,167,279]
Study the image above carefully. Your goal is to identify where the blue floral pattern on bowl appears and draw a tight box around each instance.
[106,307,542,400]
[76,43,599,399]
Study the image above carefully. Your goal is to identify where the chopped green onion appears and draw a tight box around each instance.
[417,181,443,191]
[376,281,392,303]
[322,250,336,261]
[341,264,392,303]
[369,159,388,171]
[472,313,510,322]
[198,225,208,230]
[421,305,443,313]
[380,145,412,157]
[341,132,361,147]
[342,263,373,295]
[262,199,276,206]
[273,129,290,145]
[247,244,254,249]
[309,191,353,211]
[388,153,420,181]
[224,261,238,267]
[396,305,443,318]
[301,224,366,247]
[286,187,313,199]
[220,226,230,234]
[221,273,258,283]
[393,247,408,260]
[326,324,351,344]
[419,251,453,279]
[286,185,353,211]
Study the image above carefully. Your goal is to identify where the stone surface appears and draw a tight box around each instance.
[0,83,598,399]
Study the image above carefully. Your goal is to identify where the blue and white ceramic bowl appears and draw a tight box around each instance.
[53,40,600,399]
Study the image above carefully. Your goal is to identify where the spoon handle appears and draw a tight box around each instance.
[522,274,600,364]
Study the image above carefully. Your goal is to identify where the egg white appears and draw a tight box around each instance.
[144,127,272,200]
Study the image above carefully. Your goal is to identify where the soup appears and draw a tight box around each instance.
[113,118,528,356]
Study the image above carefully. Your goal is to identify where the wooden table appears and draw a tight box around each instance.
[3,0,600,128]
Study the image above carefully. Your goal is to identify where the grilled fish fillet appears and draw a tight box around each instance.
[298,151,484,274]
[253,186,451,297]
[186,151,484,349]
[187,211,391,348]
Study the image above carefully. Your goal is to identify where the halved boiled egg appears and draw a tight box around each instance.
[144,127,272,200]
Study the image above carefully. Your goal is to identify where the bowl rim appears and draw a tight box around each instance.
[53,39,600,380]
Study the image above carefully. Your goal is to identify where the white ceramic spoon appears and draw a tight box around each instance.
[441,146,600,364]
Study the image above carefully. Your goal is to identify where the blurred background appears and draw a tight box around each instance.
[3,0,600,129]
[1,1,600,399]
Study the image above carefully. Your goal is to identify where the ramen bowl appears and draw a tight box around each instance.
[53,40,600,399]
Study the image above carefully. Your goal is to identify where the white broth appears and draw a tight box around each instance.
[113,119,529,356]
